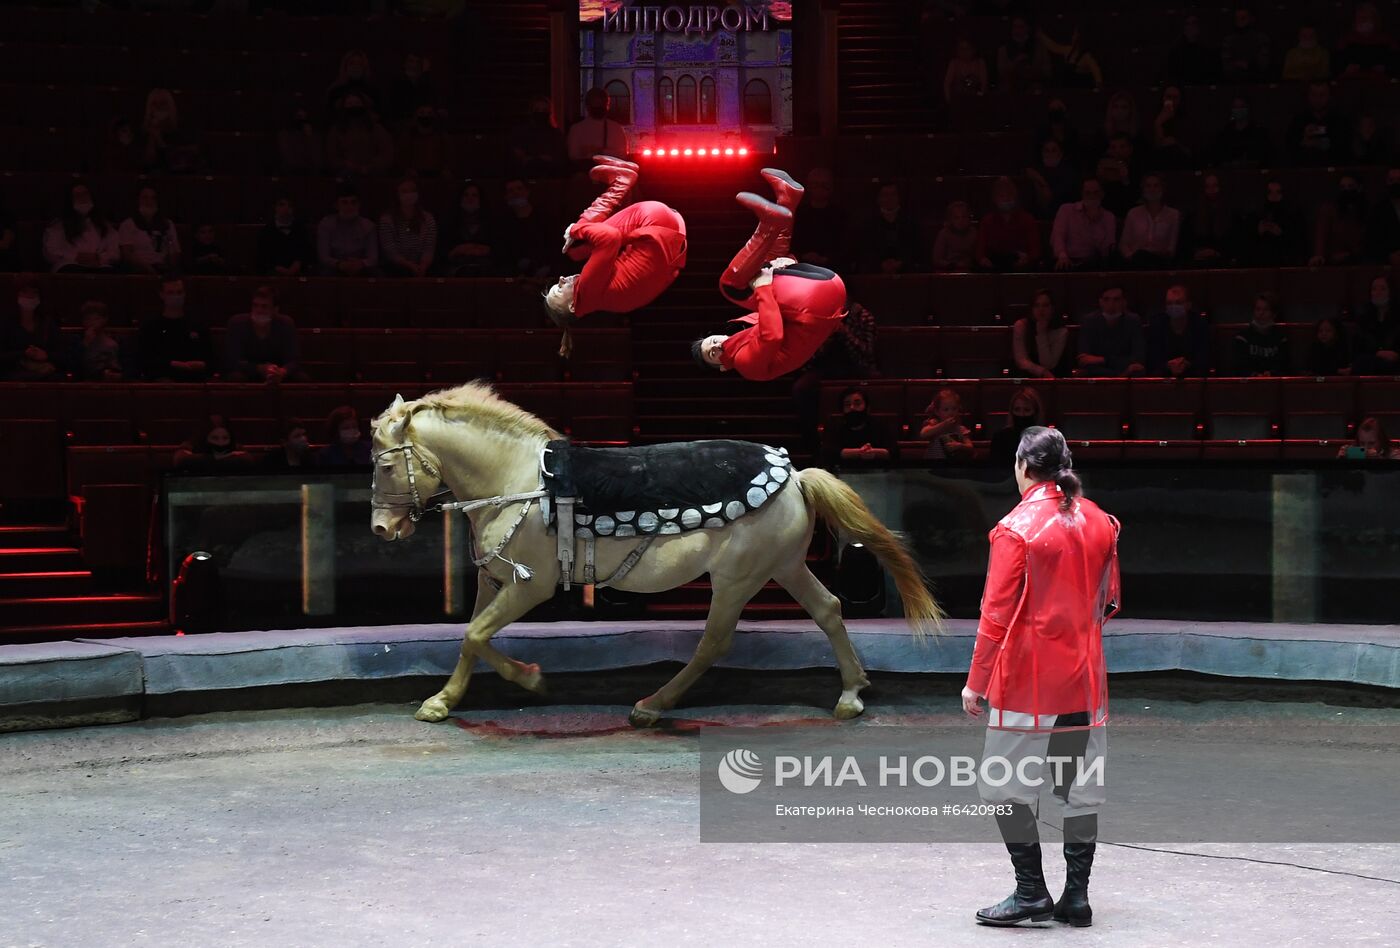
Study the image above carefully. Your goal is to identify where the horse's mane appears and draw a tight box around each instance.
[375,380,561,440]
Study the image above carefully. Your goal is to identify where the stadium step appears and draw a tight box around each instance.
[0,594,165,627]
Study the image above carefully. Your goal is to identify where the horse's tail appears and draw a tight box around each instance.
[795,467,945,639]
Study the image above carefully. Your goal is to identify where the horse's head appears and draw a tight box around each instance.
[370,394,444,541]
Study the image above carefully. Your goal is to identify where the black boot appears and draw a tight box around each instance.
[976,805,1055,927]
[1053,814,1096,927]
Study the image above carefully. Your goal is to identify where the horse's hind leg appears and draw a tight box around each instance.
[629,576,766,728]
[775,564,870,720]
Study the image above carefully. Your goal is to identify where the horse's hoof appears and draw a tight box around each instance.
[834,695,865,720]
[415,696,451,722]
[515,662,547,696]
[629,704,661,728]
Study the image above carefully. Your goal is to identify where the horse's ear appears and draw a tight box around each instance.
[390,393,405,411]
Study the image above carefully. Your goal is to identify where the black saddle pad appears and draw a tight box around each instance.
[544,439,793,538]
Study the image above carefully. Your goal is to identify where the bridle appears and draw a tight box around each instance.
[371,440,448,522]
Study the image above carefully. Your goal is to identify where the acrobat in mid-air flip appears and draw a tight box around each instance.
[545,155,688,355]
[692,169,847,381]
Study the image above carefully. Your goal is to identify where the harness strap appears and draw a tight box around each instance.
[583,536,597,586]
[471,499,536,583]
[598,536,654,589]
[556,496,577,590]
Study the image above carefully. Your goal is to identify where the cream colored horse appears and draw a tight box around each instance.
[370,382,942,727]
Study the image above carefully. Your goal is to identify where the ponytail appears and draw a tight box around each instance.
[1015,425,1081,511]
[1054,466,1082,511]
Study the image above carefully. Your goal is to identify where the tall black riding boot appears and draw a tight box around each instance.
[1053,813,1097,927]
[976,804,1055,927]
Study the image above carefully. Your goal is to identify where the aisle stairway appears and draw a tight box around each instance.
[836,0,935,133]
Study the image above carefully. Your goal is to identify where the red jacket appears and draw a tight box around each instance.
[966,480,1121,724]
[720,270,847,380]
[566,200,687,317]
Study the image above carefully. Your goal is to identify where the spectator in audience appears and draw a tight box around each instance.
[1282,24,1331,80]
[988,388,1046,468]
[1151,87,1195,169]
[258,198,316,277]
[1311,174,1369,267]
[859,182,921,274]
[387,53,437,127]
[319,405,372,467]
[944,36,988,102]
[1077,285,1145,377]
[1092,92,1144,161]
[1095,133,1138,219]
[1334,2,1397,79]
[1307,316,1354,376]
[327,50,379,113]
[1118,174,1181,268]
[508,95,568,178]
[499,178,554,280]
[1,278,62,380]
[1231,292,1290,376]
[0,198,16,272]
[43,183,119,273]
[396,104,450,177]
[1221,4,1272,80]
[71,300,124,382]
[1012,289,1069,378]
[566,87,631,166]
[139,275,213,382]
[1146,284,1210,378]
[173,415,253,471]
[996,16,1052,91]
[1186,172,1237,264]
[1287,81,1353,166]
[262,420,318,471]
[326,93,395,177]
[141,87,202,174]
[1038,99,1082,168]
[1352,112,1396,165]
[976,177,1040,271]
[101,117,143,173]
[1366,167,1400,265]
[317,185,379,276]
[1051,178,1116,271]
[118,187,181,275]
[1164,14,1219,85]
[791,167,848,269]
[379,177,437,278]
[438,180,498,277]
[824,387,898,470]
[276,107,323,176]
[931,200,978,272]
[1212,95,1272,169]
[793,302,877,455]
[1038,25,1104,88]
[919,388,974,461]
[225,286,303,384]
[1337,417,1400,459]
[1025,138,1079,219]
[1241,179,1307,266]
[1352,275,1399,375]
[188,224,229,275]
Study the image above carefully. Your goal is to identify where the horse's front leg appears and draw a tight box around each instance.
[415,572,551,722]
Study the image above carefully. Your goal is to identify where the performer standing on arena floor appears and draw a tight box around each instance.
[545,155,687,356]
[692,169,848,381]
[961,426,1121,929]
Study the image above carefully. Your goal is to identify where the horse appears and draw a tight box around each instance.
[369,381,943,727]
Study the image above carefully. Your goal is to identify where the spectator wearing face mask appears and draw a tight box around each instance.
[318,185,379,276]
[793,302,877,455]
[43,183,118,273]
[1050,179,1116,271]
[387,53,436,126]
[397,106,449,178]
[225,286,303,383]
[976,177,1040,272]
[2,278,63,381]
[499,178,554,280]
[1231,292,1290,377]
[277,108,323,176]
[258,198,315,277]
[988,388,1045,468]
[1366,167,1400,265]
[379,177,437,278]
[1311,175,1369,267]
[174,416,253,471]
[1024,139,1079,219]
[1213,96,1272,169]
[1147,285,1210,378]
[567,87,631,166]
[118,186,181,275]
[1334,2,1397,79]
[326,94,395,177]
[823,387,898,471]
[263,420,318,471]
[932,201,979,272]
[1077,285,1145,378]
[1352,276,1399,375]
[439,181,498,277]
[1118,175,1181,268]
[71,300,124,381]
[1282,25,1331,80]
[1307,316,1353,376]
[319,406,372,467]
[1012,290,1069,379]
[508,95,568,178]
[139,275,212,381]
[1242,179,1307,266]
[920,388,975,462]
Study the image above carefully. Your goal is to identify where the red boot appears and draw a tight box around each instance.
[761,168,804,260]
[576,162,638,224]
[593,154,640,173]
[720,192,792,300]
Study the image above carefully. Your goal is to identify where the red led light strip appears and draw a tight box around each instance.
[642,147,750,157]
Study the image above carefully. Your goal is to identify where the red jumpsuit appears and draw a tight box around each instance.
[719,267,848,381]
[966,480,1121,726]
[565,200,687,318]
